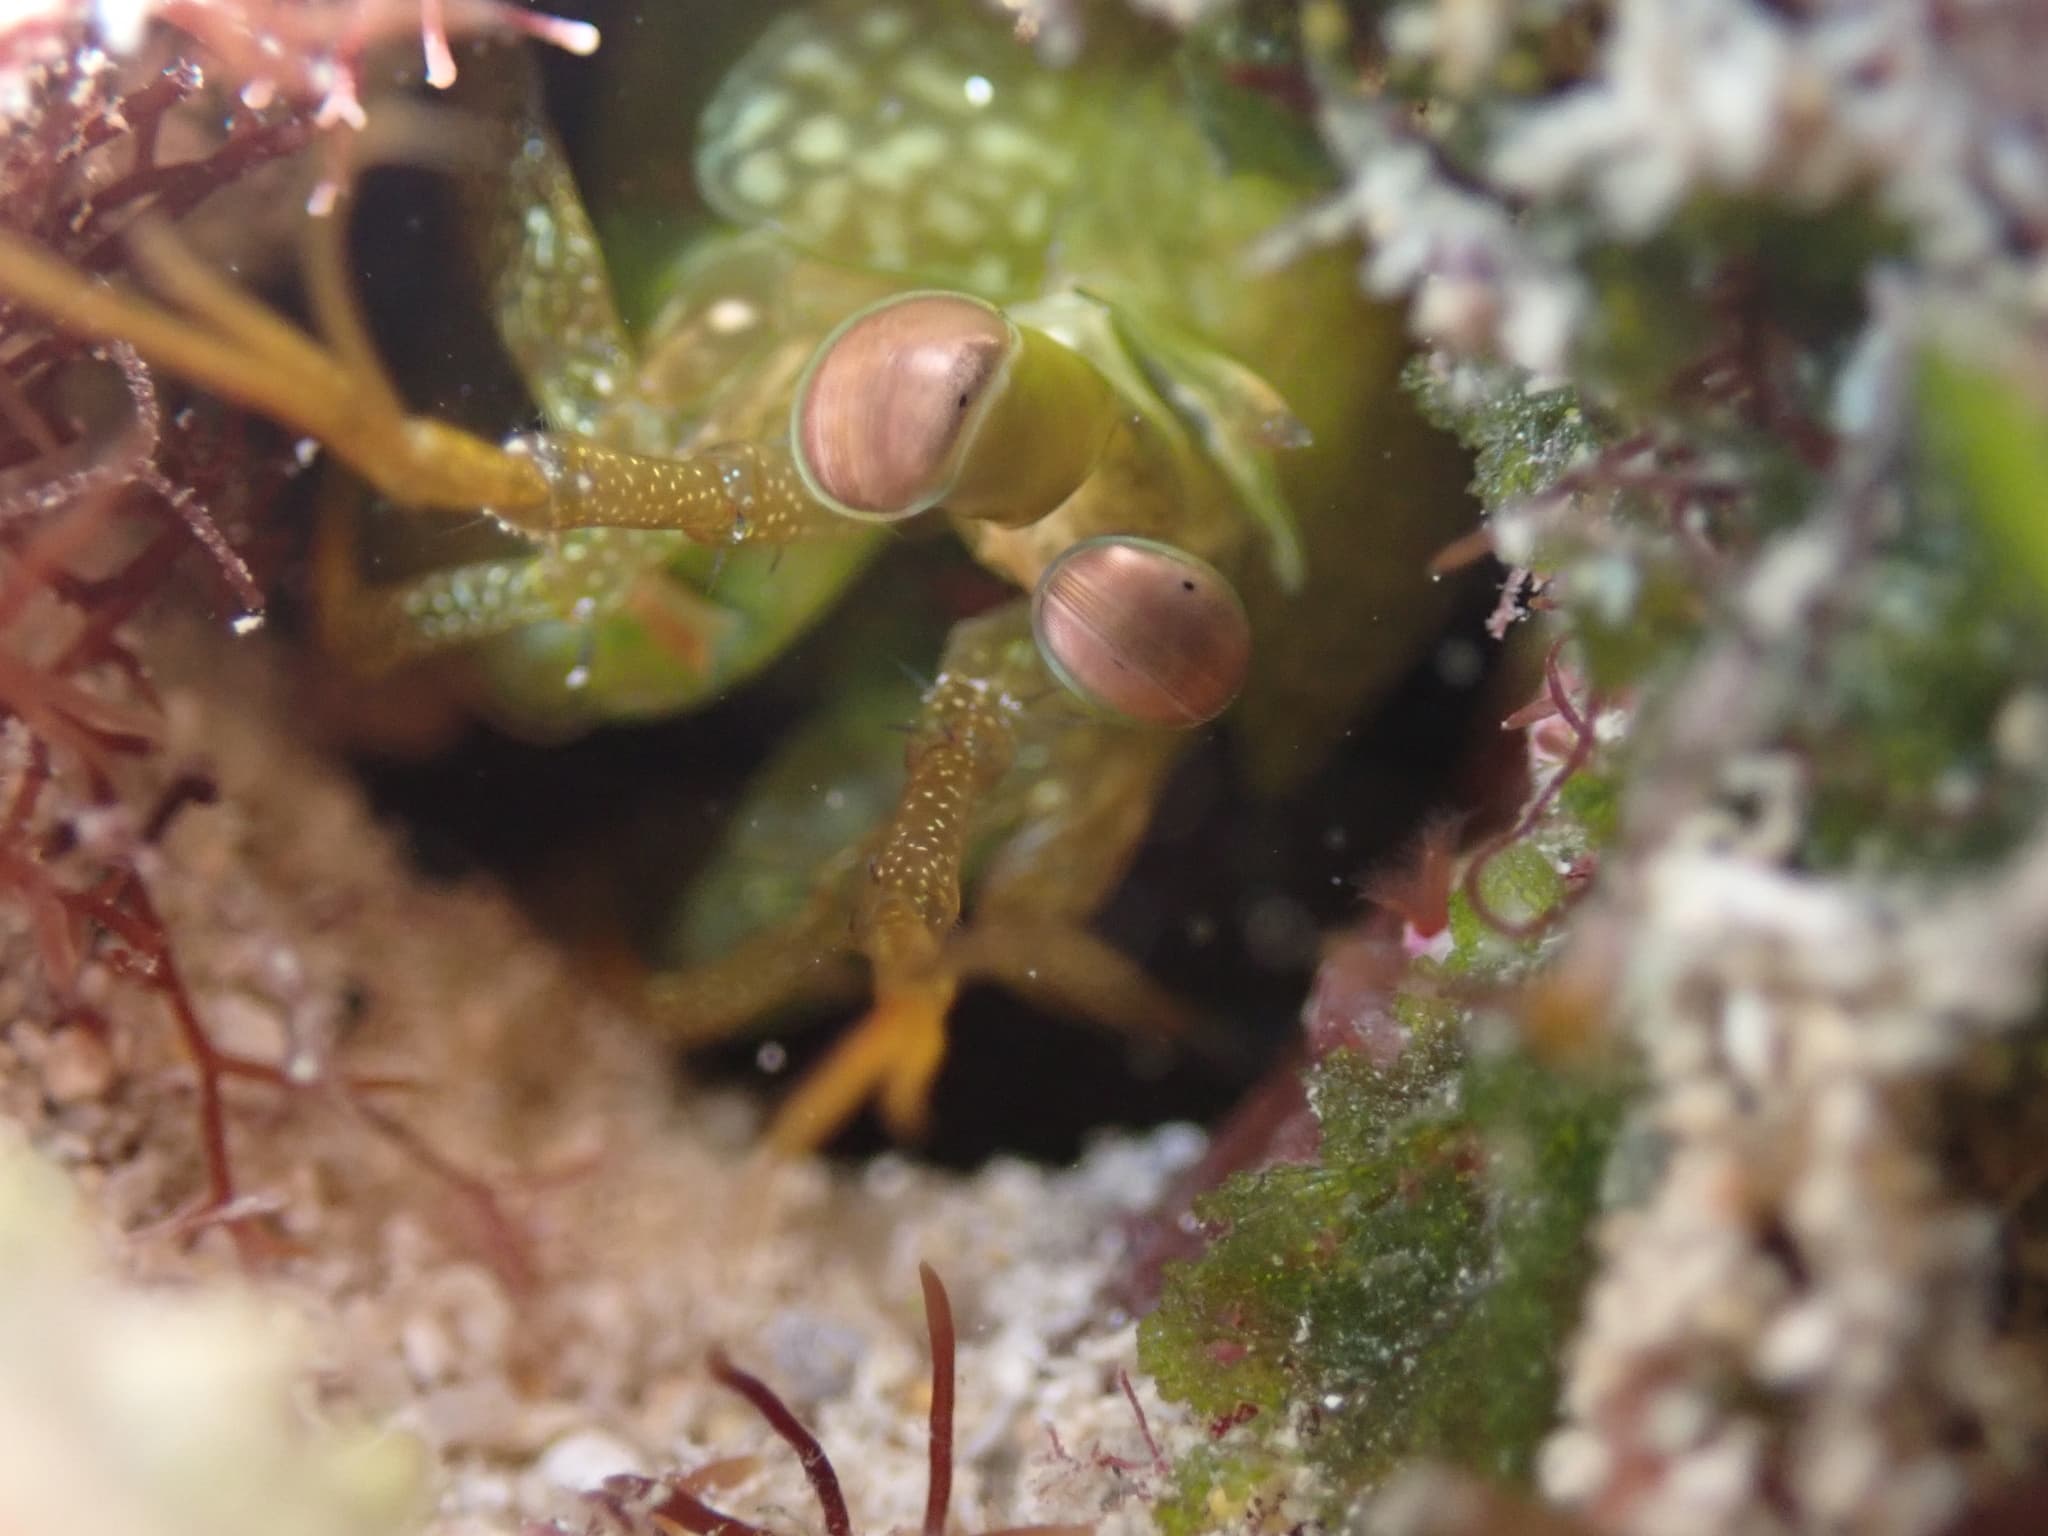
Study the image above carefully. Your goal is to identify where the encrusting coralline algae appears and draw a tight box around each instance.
[1143,0,2048,1530]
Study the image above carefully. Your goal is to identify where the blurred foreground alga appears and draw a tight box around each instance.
[5,4,2048,1536]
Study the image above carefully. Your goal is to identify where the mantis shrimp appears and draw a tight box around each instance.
[0,1,1474,1152]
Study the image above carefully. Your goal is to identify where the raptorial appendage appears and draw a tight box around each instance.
[763,611,1027,1150]
[653,590,1231,1154]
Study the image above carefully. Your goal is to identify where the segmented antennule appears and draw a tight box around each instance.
[1032,536,1251,728]
[793,292,1016,522]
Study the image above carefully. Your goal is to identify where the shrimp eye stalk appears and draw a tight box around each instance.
[1032,535,1251,729]
[793,290,1121,527]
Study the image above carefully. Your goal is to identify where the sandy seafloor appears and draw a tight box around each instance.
[0,615,1226,1536]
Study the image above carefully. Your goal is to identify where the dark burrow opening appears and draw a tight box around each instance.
[343,551,1513,1168]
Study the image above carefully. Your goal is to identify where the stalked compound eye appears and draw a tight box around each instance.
[793,291,1017,522]
[1032,536,1251,728]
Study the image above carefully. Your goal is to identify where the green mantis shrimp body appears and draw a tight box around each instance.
[615,3,1472,1136]
[548,0,1471,769]
[444,0,1477,1144]
[0,0,1476,1149]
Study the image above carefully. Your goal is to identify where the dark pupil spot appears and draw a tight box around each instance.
[1181,579,1196,592]
[957,393,970,408]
